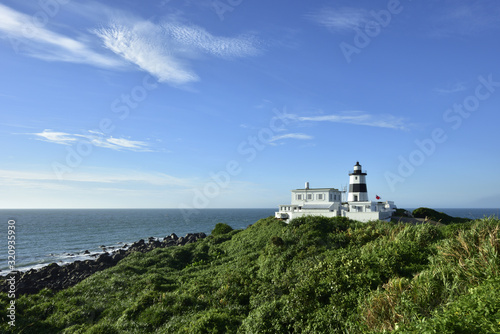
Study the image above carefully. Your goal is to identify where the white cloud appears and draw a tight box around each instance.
[94,22,199,85]
[32,130,153,152]
[434,82,467,94]
[292,111,407,130]
[0,4,123,68]
[306,7,368,32]
[161,22,260,58]
[0,168,192,186]
[0,3,262,86]
[270,133,313,142]
[94,20,260,84]
[34,130,78,145]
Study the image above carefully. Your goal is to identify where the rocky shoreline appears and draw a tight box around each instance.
[0,232,206,296]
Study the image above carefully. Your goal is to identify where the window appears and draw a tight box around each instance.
[317,194,323,200]
[329,194,333,201]
[297,194,302,200]
[307,194,312,200]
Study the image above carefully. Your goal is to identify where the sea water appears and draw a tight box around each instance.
[0,208,498,275]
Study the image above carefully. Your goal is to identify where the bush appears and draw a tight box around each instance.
[270,236,284,247]
[211,223,233,236]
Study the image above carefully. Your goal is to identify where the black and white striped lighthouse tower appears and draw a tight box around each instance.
[348,162,368,202]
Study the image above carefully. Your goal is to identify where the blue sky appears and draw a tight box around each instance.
[1,0,499,209]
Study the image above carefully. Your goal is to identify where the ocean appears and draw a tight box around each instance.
[1,208,498,275]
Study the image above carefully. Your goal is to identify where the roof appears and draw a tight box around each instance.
[292,188,340,192]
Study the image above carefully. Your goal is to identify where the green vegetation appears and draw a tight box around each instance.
[2,214,499,333]
[211,223,233,236]
[412,207,471,224]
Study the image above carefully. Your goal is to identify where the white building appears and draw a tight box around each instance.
[275,162,396,223]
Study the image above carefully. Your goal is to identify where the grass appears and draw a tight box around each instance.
[1,214,499,333]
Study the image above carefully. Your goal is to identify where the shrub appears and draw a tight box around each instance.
[211,223,233,236]
[270,236,284,247]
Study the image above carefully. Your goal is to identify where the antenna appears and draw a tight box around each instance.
[340,184,347,202]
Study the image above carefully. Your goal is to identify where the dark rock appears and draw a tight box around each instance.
[97,253,113,264]
[132,239,144,247]
[84,250,90,254]
[149,240,161,248]
[166,233,178,241]
[163,239,177,247]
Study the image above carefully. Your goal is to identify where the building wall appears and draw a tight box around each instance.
[346,211,392,222]
[291,189,341,206]
[276,209,393,223]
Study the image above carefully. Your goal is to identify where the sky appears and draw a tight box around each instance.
[1,0,499,209]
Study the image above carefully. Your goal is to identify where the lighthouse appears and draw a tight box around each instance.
[274,161,397,222]
[348,162,368,202]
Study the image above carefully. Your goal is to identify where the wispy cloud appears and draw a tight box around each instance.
[161,22,260,58]
[306,7,368,32]
[0,4,122,68]
[0,3,262,86]
[94,20,260,85]
[270,133,313,142]
[434,82,467,94]
[94,22,199,85]
[0,168,194,188]
[429,2,500,37]
[290,111,407,130]
[32,130,153,152]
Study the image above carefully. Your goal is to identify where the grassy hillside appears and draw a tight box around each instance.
[2,215,499,333]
